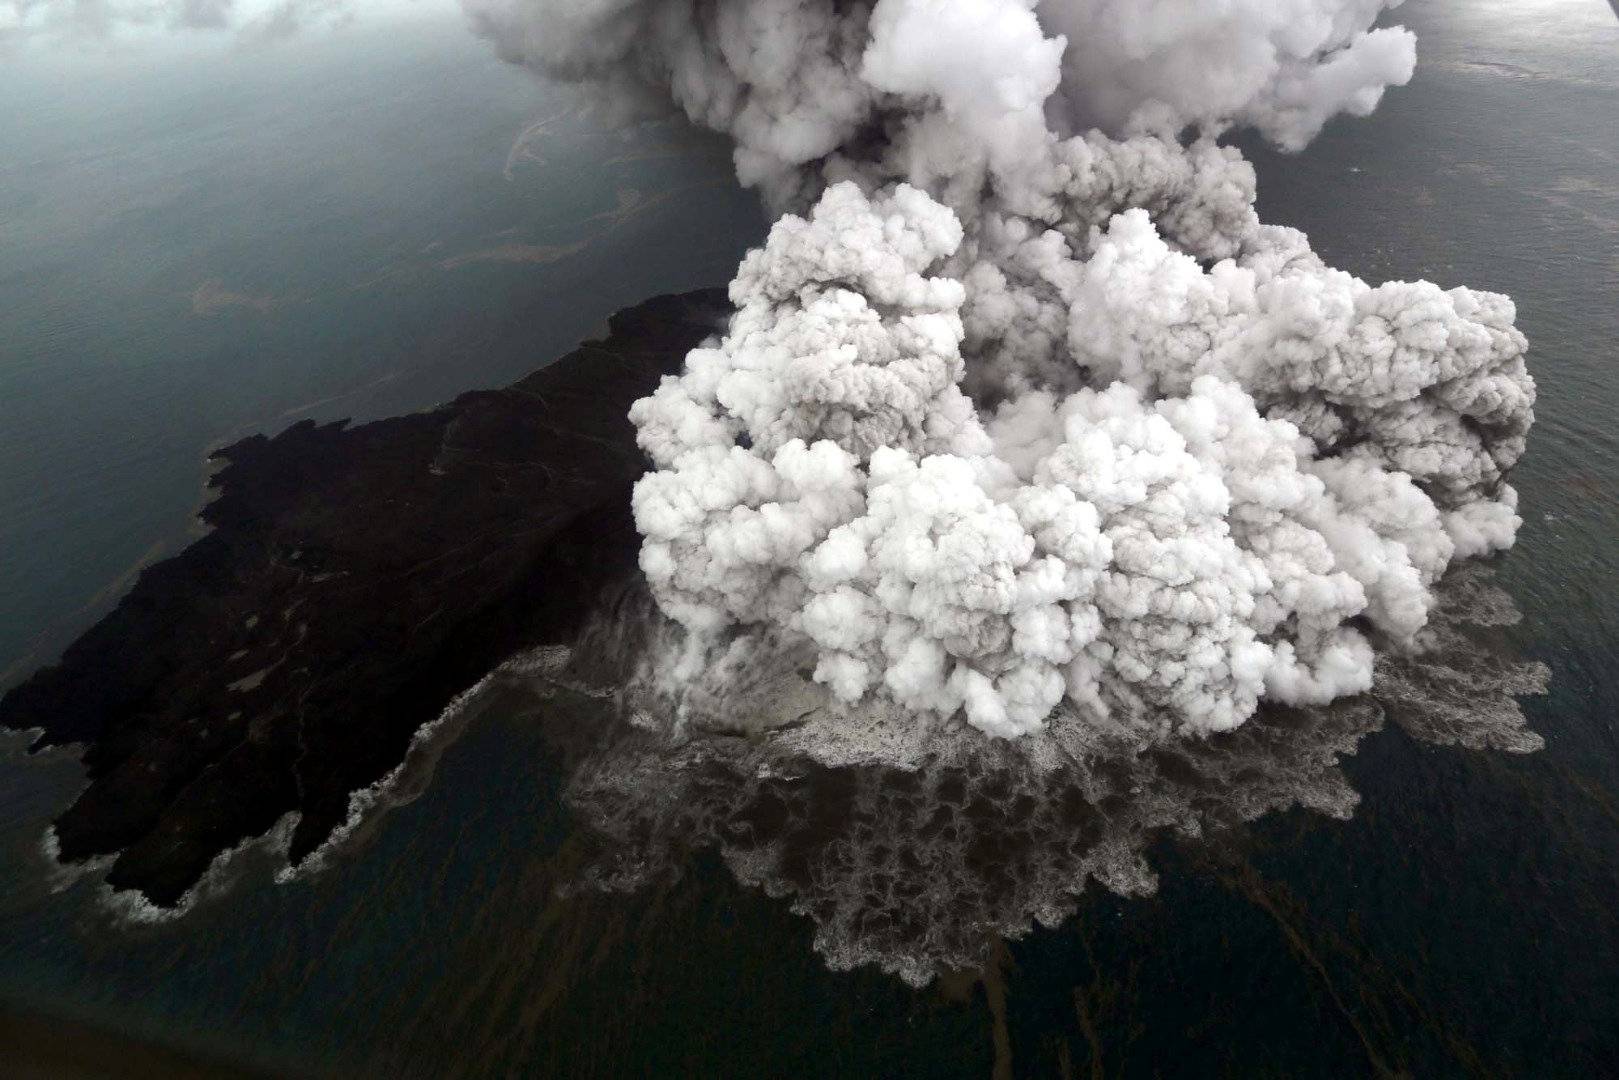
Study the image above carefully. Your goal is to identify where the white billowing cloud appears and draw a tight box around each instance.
[1038,0,1416,149]
[1055,209,1532,515]
[627,180,1529,741]
[861,0,1062,171]
[477,0,1535,745]
[462,0,1416,204]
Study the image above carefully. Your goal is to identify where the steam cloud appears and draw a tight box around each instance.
[470,0,1535,743]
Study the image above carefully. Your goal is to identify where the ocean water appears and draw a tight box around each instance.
[2,1,1617,1076]
[0,15,765,685]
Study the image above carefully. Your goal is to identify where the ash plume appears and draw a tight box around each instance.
[470,0,1536,745]
[544,565,1545,985]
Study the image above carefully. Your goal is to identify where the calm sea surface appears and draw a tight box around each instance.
[1,2,1616,1076]
[0,16,765,684]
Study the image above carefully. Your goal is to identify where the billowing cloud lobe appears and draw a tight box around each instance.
[470,0,1535,744]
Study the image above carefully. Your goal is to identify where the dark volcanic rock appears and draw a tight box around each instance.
[0,289,729,906]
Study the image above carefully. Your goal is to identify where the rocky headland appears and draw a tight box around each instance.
[0,289,729,906]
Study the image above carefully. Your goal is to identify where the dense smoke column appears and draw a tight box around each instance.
[462,0,1420,208]
[469,0,1535,743]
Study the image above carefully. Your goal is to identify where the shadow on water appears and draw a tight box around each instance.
[347,558,1581,1079]
[0,560,1581,1079]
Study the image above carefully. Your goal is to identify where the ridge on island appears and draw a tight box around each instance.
[0,289,731,907]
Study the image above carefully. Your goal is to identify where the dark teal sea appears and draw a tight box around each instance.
[0,16,765,684]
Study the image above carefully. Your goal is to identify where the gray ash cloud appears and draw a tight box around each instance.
[545,566,1544,985]
[473,0,1535,744]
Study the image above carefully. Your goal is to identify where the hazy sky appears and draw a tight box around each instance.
[1,0,459,56]
[10,0,1615,75]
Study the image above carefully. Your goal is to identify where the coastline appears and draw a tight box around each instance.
[0,289,729,908]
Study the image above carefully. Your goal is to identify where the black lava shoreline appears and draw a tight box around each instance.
[0,289,729,906]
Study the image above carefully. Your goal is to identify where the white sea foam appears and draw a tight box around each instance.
[275,647,569,885]
[99,813,300,925]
